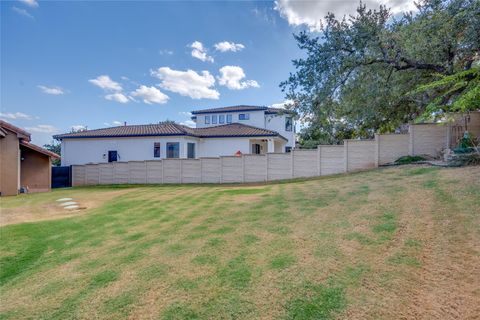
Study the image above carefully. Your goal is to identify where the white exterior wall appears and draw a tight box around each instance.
[265,114,295,148]
[61,136,196,166]
[197,137,252,157]
[195,110,266,129]
[194,110,295,150]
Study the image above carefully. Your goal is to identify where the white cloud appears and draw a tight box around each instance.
[270,99,294,109]
[274,0,416,31]
[217,66,260,90]
[104,121,123,127]
[89,75,122,92]
[190,41,214,63]
[12,6,34,19]
[179,111,193,117]
[105,93,129,104]
[25,124,58,133]
[151,67,219,100]
[18,0,38,8]
[0,112,33,120]
[180,120,196,128]
[70,125,87,131]
[159,49,174,55]
[38,85,65,95]
[130,85,169,105]
[214,41,245,52]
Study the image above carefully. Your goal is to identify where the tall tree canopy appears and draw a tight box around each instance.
[281,0,480,145]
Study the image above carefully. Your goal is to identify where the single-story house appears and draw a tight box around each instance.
[54,105,297,166]
[0,120,60,196]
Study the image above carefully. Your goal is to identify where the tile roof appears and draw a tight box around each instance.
[53,122,287,141]
[20,141,60,159]
[191,105,296,115]
[190,105,267,114]
[0,120,31,141]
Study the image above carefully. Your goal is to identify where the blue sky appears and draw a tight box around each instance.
[1,0,414,145]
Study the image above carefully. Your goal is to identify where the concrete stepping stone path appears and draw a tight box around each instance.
[56,198,73,202]
[59,201,78,207]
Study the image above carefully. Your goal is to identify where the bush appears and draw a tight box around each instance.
[394,155,426,165]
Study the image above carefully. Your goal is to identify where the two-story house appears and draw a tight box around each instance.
[55,105,296,166]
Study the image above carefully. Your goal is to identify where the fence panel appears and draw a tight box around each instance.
[128,161,147,184]
[346,140,376,171]
[244,155,267,182]
[293,150,318,178]
[182,159,201,183]
[113,162,129,184]
[71,165,85,187]
[146,161,163,184]
[377,134,409,165]
[221,156,243,183]
[201,158,221,183]
[85,164,99,185]
[267,153,292,181]
[410,124,447,157]
[319,146,344,175]
[163,159,181,183]
[98,163,114,185]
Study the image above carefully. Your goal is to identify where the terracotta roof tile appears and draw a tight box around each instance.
[53,122,286,141]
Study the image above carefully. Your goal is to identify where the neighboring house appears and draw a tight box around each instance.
[54,105,296,166]
[0,120,60,196]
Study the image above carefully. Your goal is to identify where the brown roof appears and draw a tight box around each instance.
[191,105,267,115]
[53,122,286,141]
[0,120,31,141]
[20,141,60,159]
[191,105,296,115]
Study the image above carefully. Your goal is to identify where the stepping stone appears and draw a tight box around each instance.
[59,201,77,206]
[64,205,79,210]
[56,198,73,202]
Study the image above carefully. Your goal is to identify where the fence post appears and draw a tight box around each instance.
[265,153,269,182]
[344,140,349,172]
[409,125,414,155]
[291,150,294,178]
[374,134,380,167]
[242,155,245,183]
[220,156,224,183]
[317,146,322,176]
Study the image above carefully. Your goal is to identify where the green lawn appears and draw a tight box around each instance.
[1,166,479,319]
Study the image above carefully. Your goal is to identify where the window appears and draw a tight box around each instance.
[239,113,250,120]
[166,142,180,158]
[285,146,292,153]
[226,114,232,123]
[205,115,210,124]
[285,117,293,131]
[187,143,196,159]
[252,144,261,154]
[212,115,217,124]
[219,115,225,124]
[108,150,118,162]
[154,142,160,158]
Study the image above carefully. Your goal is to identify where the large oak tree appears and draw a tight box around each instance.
[281,0,480,146]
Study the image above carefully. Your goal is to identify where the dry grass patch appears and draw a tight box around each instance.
[0,165,479,319]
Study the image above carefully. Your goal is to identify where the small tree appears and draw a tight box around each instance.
[43,141,61,166]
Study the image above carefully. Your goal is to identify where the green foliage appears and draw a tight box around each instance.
[413,67,480,119]
[394,155,426,164]
[281,0,480,146]
[43,141,61,166]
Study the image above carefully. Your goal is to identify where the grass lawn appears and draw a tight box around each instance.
[0,165,479,319]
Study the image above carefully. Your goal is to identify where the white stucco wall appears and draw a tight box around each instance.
[197,137,251,157]
[195,110,266,129]
[61,136,199,166]
[61,135,283,165]
[265,114,295,148]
